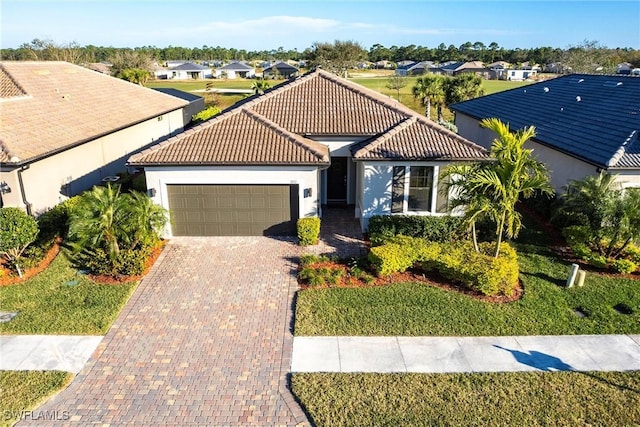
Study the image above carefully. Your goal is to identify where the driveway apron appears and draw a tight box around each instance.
[25,237,307,426]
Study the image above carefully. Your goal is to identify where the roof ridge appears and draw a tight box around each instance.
[352,117,416,158]
[243,109,329,162]
[607,129,638,167]
[0,64,29,100]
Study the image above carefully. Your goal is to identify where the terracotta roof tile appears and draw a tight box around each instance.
[352,117,489,161]
[129,108,329,165]
[250,70,410,135]
[129,69,486,166]
[0,66,27,99]
[0,61,187,164]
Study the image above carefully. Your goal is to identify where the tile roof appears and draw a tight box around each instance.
[352,117,489,161]
[129,69,487,166]
[129,108,329,166]
[0,61,188,165]
[450,73,640,169]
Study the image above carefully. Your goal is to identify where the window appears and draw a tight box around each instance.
[408,166,433,211]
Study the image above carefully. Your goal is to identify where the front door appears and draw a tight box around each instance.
[327,157,348,204]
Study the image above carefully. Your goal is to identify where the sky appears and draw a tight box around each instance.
[2,0,639,51]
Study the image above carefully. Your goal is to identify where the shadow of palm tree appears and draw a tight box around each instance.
[494,345,574,371]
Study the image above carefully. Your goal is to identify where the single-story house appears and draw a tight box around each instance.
[214,62,255,79]
[406,61,440,76]
[165,62,213,80]
[262,62,299,79]
[0,61,189,214]
[128,69,488,237]
[441,61,489,78]
[450,73,640,191]
[491,68,538,81]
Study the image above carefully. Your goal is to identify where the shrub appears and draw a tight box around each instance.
[611,258,637,274]
[368,236,519,297]
[300,254,332,267]
[297,217,321,246]
[562,225,591,246]
[37,196,81,240]
[368,243,419,276]
[368,215,466,246]
[0,207,39,275]
[191,106,221,124]
[623,245,640,264]
[585,253,609,269]
[571,243,592,259]
[78,245,152,277]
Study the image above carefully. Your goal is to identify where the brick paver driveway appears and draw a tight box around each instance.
[29,237,308,426]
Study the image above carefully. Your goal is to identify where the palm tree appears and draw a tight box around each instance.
[68,183,128,261]
[412,74,446,121]
[125,190,168,249]
[474,118,554,256]
[251,78,271,95]
[446,73,484,104]
[441,163,499,252]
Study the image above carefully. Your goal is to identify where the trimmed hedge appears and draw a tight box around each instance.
[368,237,519,297]
[297,217,321,246]
[368,215,466,246]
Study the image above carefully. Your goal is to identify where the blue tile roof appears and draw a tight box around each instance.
[450,74,640,169]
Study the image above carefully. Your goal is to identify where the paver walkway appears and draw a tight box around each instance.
[21,237,308,426]
[292,335,640,373]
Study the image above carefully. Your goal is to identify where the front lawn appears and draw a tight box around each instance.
[0,370,73,427]
[291,371,640,427]
[295,218,640,336]
[0,252,137,335]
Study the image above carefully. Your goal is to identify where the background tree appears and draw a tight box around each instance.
[118,68,151,85]
[0,208,39,277]
[305,40,367,77]
[412,74,446,121]
[251,78,271,95]
[562,39,615,73]
[108,50,154,78]
[385,75,407,101]
[445,73,484,105]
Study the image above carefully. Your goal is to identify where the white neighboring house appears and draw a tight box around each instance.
[0,61,190,214]
[214,62,255,79]
[167,62,212,80]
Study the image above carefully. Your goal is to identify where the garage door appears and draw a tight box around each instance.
[167,184,299,236]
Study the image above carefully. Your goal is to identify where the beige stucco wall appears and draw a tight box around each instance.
[455,112,604,191]
[0,109,185,214]
[143,166,321,238]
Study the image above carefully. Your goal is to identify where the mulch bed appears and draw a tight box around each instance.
[0,239,62,286]
[0,239,167,286]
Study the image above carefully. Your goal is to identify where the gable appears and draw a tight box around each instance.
[451,74,640,169]
[129,69,487,167]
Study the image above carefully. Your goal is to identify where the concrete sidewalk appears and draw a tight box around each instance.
[291,335,640,373]
[0,335,102,374]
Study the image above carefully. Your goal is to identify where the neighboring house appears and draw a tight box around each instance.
[166,62,212,80]
[441,61,489,77]
[0,61,189,214]
[214,62,255,79]
[617,62,633,74]
[262,62,299,79]
[492,68,538,81]
[85,62,112,75]
[128,69,487,237]
[395,60,416,76]
[450,73,640,191]
[406,61,440,76]
[152,88,205,125]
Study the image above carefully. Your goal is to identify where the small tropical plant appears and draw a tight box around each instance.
[251,78,271,95]
[68,184,167,276]
[412,74,446,121]
[0,207,39,277]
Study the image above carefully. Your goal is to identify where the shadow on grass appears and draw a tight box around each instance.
[579,371,640,394]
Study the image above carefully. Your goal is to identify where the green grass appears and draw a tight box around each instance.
[294,217,640,336]
[0,370,73,427]
[0,252,137,335]
[291,371,640,427]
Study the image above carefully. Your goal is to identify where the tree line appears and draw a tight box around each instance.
[3,38,638,72]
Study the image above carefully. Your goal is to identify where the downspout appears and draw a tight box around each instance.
[17,164,33,216]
